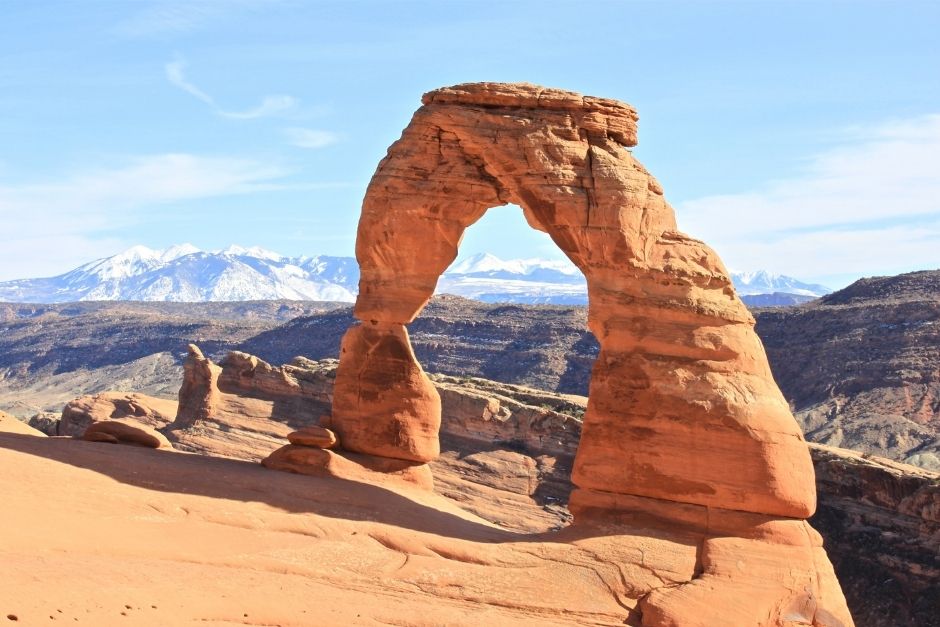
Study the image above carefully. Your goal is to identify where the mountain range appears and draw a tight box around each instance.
[0,245,831,305]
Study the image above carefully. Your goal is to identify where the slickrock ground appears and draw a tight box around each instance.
[34,350,939,624]
[0,409,46,437]
[0,433,649,626]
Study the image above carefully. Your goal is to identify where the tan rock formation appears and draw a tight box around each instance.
[262,445,433,491]
[316,82,851,625]
[82,419,173,449]
[165,349,334,460]
[60,392,176,436]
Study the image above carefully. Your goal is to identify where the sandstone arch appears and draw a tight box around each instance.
[330,82,816,520]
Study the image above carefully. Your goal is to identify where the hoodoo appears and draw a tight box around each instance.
[264,82,853,625]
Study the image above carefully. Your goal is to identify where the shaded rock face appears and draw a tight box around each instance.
[809,445,940,627]
[82,419,173,449]
[332,82,814,518]
[318,82,849,625]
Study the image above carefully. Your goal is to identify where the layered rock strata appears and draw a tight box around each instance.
[165,350,333,460]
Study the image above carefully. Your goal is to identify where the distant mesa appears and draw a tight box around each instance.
[0,243,828,306]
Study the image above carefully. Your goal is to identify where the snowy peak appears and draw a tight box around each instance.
[0,246,830,306]
[448,252,581,277]
[217,245,284,261]
[730,270,831,297]
[0,245,359,304]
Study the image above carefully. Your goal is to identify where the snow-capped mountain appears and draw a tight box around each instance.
[438,252,587,304]
[730,270,830,298]
[0,246,830,305]
[0,245,359,303]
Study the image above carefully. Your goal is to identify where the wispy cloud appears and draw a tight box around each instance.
[676,114,940,283]
[284,127,340,149]
[165,56,297,119]
[116,0,281,38]
[0,154,327,280]
[164,57,214,105]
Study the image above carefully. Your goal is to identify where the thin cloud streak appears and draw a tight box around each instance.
[116,0,282,38]
[284,127,340,149]
[165,57,214,105]
[165,56,297,119]
[676,113,940,284]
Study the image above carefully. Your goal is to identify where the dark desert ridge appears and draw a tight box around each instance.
[3,270,939,472]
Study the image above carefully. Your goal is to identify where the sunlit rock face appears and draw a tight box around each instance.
[311,82,854,625]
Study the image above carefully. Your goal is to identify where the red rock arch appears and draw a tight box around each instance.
[330,82,815,519]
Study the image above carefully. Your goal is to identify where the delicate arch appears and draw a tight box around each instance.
[330,82,815,519]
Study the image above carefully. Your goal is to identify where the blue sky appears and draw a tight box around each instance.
[1,0,938,288]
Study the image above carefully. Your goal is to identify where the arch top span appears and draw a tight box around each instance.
[332,82,817,521]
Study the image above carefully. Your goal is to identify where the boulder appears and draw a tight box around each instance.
[262,445,433,491]
[60,392,177,437]
[287,425,338,449]
[82,419,173,449]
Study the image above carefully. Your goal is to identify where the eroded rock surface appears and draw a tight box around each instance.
[290,81,851,625]
[330,81,816,521]
[165,349,334,460]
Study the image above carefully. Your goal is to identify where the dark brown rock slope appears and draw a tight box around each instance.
[240,295,597,395]
[756,270,940,470]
